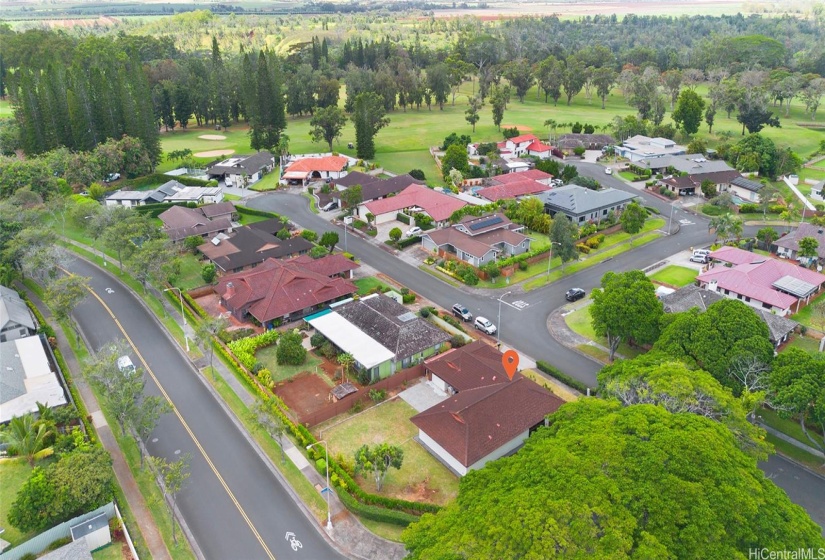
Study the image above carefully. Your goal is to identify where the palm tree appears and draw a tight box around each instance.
[1,413,54,465]
[709,214,743,243]
[337,352,354,384]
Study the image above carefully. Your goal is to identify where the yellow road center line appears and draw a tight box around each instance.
[77,278,277,560]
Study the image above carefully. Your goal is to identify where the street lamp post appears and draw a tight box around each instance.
[496,291,512,346]
[546,241,562,276]
[306,441,333,531]
[164,287,189,353]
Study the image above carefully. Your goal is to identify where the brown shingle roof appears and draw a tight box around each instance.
[425,340,510,392]
[159,206,233,242]
[200,201,236,218]
[411,377,563,468]
[215,258,357,323]
[288,254,360,277]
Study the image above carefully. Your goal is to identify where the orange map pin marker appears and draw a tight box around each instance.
[502,350,519,380]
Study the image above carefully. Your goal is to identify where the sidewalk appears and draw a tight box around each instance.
[21,287,172,560]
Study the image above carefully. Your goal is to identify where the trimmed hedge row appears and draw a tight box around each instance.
[163,289,200,327]
[396,212,411,225]
[23,295,96,443]
[236,205,287,223]
[396,236,422,249]
[182,292,210,320]
[536,360,592,395]
[124,173,210,188]
[227,330,279,370]
[336,486,422,526]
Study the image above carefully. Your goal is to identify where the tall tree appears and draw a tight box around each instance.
[249,51,286,151]
[150,453,192,545]
[770,348,825,457]
[672,88,706,135]
[489,85,506,130]
[561,55,586,105]
[465,96,482,132]
[309,105,347,152]
[351,92,389,159]
[798,236,819,262]
[44,274,89,341]
[354,443,404,492]
[549,215,578,272]
[590,66,617,109]
[590,270,663,361]
[426,63,450,110]
[504,58,533,102]
[661,69,683,110]
[402,399,825,558]
[619,201,647,242]
[535,55,564,105]
[128,394,172,469]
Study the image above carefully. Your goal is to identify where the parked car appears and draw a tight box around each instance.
[406,226,423,237]
[321,201,338,212]
[605,167,613,175]
[452,304,473,322]
[690,255,708,264]
[565,288,586,302]
[693,249,710,258]
[474,316,497,335]
[105,172,121,183]
[117,356,136,375]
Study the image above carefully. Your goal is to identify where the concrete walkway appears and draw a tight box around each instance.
[783,176,816,211]
[21,287,172,560]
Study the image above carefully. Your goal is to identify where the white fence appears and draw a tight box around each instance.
[0,502,118,560]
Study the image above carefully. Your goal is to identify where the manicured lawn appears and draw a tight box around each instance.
[0,459,36,546]
[353,277,391,296]
[175,252,207,291]
[320,398,459,506]
[564,305,645,360]
[791,291,825,328]
[91,543,129,560]
[248,170,281,191]
[223,193,242,201]
[359,518,406,543]
[237,208,273,225]
[255,345,325,384]
[785,334,822,354]
[618,170,638,182]
[764,434,825,476]
[650,265,698,287]
[760,408,825,451]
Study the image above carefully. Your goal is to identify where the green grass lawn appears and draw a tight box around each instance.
[248,170,282,192]
[0,98,11,117]
[320,398,459,506]
[618,170,638,182]
[175,252,207,291]
[91,543,129,560]
[0,459,36,546]
[765,434,825,475]
[254,345,325,383]
[791,290,825,329]
[760,407,825,451]
[564,305,645,360]
[353,277,391,296]
[650,265,698,287]
[785,334,822,354]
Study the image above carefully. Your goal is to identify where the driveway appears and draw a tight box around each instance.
[399,379,449,412]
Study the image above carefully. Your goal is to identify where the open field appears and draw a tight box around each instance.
[319,398,459,506]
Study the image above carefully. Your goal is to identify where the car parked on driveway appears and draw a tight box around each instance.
[474,316,497,335]
[689,255,708,264]
[452,304,473,322]
[321,201,338,212]
[565,288,586,302]
[406,226,423,237]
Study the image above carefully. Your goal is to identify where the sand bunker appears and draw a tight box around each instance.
[198,134,227,140]
[501,125,532,131]
[194,149,235,158]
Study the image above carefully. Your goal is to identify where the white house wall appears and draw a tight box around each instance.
[467,430,529,472]
[418,430,469,476]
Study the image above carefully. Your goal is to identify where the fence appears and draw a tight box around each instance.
[292,364,425,427]
[0,502,116,560]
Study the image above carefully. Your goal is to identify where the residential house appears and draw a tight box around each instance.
[1,335,69,423]
[636,154,735,175]
[811,179,825,201]
[1,285,37,342]
[306,294,450,382]
[775,223,825,263]
[421,213,531,267]
[215,257,358,327]
[728,176,765,203]
[615,135,686,162]
[359,184,466,228]
[105,180,223,208]
[502,134,541,157]
[474,178,550,203]
[104,189,155,207]
[332,173,425,207]
[656,169,743,198]
[282,155,349,184]
[697,246,825,316]
[287,254,359,279]
[491,169,554,186]
[556,133,616,155]
[206,152,276,188]
[538,184,637,223]
[660,284,798,347]
[412,341,564,476]
[159,204,234,243]
[163,185,224,205]
[199,201,237,221]
[197,218,314,274]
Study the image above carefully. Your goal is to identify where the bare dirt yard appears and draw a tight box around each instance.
[275,372,336,421]
[194,149,235,158]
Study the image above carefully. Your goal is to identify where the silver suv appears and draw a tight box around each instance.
[452,304,473,322]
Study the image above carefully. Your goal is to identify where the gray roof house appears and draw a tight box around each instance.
[1,285,37,342]
[421,213,531,267]
[538,184,638,223]
[775,223,825,262]
[307,294,450,383]
[158,205,234,242]
[1,335,68,423]
[660,284,797,347]
[206,152,276,188]
[637,154,735,175]
[729,176,765,203]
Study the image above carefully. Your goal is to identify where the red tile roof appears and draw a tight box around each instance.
[425,340,511,392]
[411,377,564,468]
[476,179,550,202]
[288,254,360,277]
[698,251,825,310]
[364,184,466,222]
[215,258,356,323]
[507,134,539,145]
[286,155,349,173]
[526,140,552,153]
[493,169,553,183]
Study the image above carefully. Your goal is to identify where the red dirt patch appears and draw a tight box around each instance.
[501,124,532,132]
[275,372,335,420]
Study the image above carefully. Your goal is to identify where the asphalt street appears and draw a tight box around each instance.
[68,257,344,560]
[761,454,825,535]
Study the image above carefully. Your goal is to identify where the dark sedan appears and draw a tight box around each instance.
[565,288,586,302]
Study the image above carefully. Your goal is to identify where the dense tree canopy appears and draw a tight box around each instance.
[402,399,824,559]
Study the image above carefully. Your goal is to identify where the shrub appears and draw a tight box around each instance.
[310,333,327,347]
[369,389,387,403]
[396,236,422,249]
[228,329,279,370]
[518,260,528,271]
[420,307,430,318]
[342,252,355,261]
[701,204,726,216]
[738,203,760,214]
[536,360,591,394]
[316,458,327,472]
[573,146,586,156]
[389,227,402,242]
[201,263,217,284]
[409,169,426,180]
[450,334,467,348]
[768,204,786,214]
[402,293,416,304]
[300,229,318,242]
[309,246,328,259]
[586,236,601,249]
[184,235,202,254]
[578,223,597,238]
[276,330,307,366]
[576,243,591,254]
[502,127,520,139]
[455,263,479,286]
[396,212,411,225]
[320,341,337,360]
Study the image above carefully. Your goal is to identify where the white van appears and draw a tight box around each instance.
[693,249,710,258]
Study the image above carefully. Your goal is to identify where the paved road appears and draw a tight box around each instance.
[68,257,345,560]
[760,454,825,535]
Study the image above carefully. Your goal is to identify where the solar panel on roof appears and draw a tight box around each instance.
[397,312,417,322]
[772,275,818,298]
[468,216,503,231]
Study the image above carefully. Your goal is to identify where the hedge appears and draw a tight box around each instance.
[336,486,422,526]
[182,292,210,320]
[738,203,760,214]
[396,236,422,249]
[123,173,210,189]
[236,205,287,223]
[228,330,280,370]
[536,360,592,394]
[396,212,411,225]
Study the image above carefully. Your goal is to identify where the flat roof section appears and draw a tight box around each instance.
[307,312,395,369]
